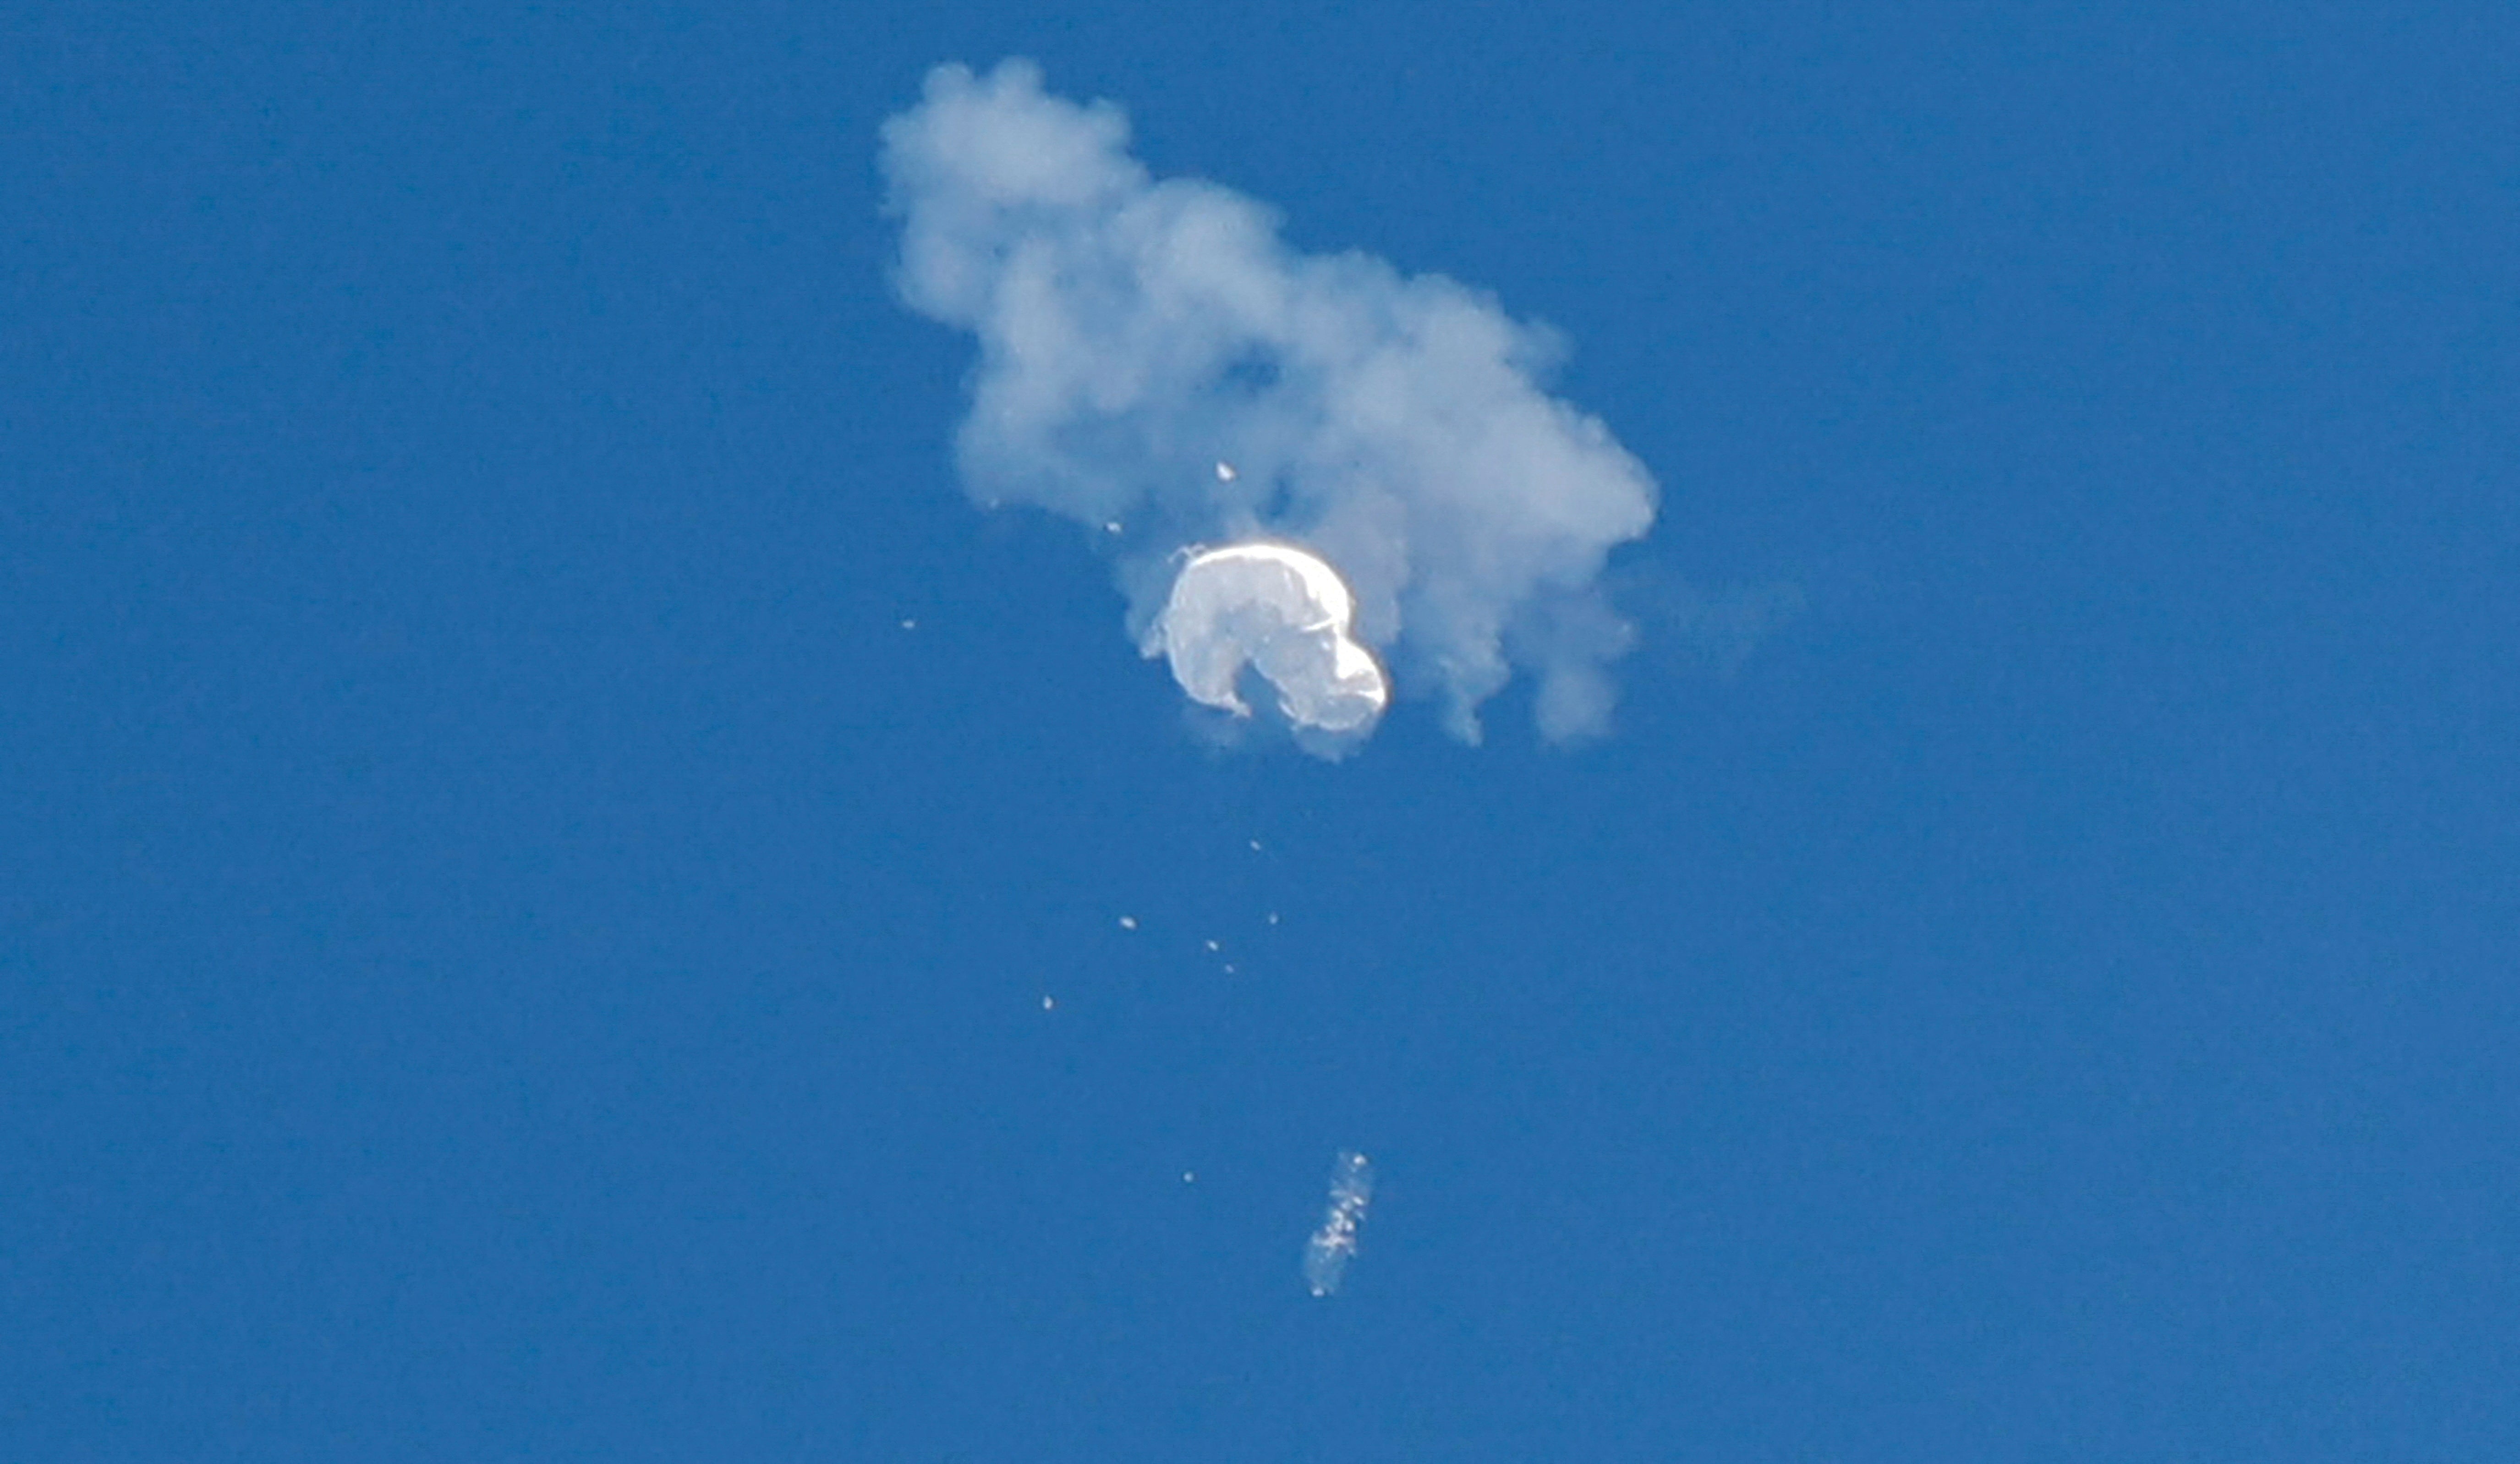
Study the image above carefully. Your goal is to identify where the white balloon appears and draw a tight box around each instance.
[1146,542,1388,733]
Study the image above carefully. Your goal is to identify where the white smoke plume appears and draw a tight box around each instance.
[880,60,1659,744]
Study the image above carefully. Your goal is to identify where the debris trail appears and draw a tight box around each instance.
[1303,1150,1375,1297]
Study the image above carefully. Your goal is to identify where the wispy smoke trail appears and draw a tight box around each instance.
[879,61,1660,744]
[1303,1150,1374,1297]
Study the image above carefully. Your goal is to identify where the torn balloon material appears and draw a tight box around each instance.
[1149,542,1388,733]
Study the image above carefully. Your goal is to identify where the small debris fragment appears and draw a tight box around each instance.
[1118,916,1138,931]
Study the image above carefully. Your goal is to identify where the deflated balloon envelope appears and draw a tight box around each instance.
[1147,543,1389,733]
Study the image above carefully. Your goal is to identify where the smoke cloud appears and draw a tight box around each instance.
[880,60,1659,743]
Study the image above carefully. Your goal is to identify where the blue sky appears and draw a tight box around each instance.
[5,3,2515,1460]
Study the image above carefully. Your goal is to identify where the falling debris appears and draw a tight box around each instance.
[1118,916,1139,931]
[1149,542,1388,734]
[1266,912,1280,926]
[900,618,918,630]
[1205,938,1222,952]
[1041,994,1055,1010]
[1304,1150,1375,1297]
[1183,1171,1197,1184]
[1249,839,1263,852]
[1214,461,1238,483]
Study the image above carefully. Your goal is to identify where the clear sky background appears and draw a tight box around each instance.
[5,3,2515,1460]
